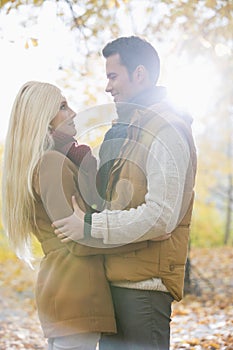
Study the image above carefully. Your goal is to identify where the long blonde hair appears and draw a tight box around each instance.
[2,81,62,262]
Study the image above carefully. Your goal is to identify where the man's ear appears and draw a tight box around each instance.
[134,65,147,83]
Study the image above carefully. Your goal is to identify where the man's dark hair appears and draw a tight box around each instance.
[102,36,160,84]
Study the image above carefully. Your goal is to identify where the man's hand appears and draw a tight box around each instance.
[52,196,85,242]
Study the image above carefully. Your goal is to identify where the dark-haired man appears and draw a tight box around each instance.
[53,36,197,350]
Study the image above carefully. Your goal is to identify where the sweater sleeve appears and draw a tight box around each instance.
[91,125,194,244]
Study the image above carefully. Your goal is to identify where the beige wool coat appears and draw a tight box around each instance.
[32,150,144,338]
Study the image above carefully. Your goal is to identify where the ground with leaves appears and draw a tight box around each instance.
[0,247,232,350]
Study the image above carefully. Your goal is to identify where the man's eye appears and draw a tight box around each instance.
[108,74,117,81]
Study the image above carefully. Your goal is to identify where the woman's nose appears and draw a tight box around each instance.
[70,108,76,119]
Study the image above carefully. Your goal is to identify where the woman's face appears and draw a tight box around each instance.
[50,97,76,136]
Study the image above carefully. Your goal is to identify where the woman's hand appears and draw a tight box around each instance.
[52,196,85,242]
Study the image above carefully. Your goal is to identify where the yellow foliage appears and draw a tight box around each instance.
[31,235,43,257]
[191,201,224,247]
[205,0,217,9]
[107,0,120,9]
[0,0,13,7]
[0,0,44,8]
[0,144,3,232]
[0,231,16,261]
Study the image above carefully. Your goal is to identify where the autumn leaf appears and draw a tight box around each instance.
[30,37,38,47]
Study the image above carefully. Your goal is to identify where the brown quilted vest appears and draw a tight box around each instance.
[104,102,197,301]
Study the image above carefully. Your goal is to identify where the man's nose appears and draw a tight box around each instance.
[105,81,112,93]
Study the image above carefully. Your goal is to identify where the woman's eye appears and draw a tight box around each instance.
[60,104,66,110]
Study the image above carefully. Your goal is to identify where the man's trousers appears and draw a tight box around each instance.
[99,286,173,350]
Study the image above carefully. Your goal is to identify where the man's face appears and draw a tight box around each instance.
[105,53,140,103]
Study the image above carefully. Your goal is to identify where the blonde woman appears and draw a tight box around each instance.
[2,81,119,350]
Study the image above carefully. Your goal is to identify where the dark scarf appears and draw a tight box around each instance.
[52,130,97,173]
[97,86,166,201]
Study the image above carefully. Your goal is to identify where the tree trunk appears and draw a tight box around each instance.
[224,174,233,245]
